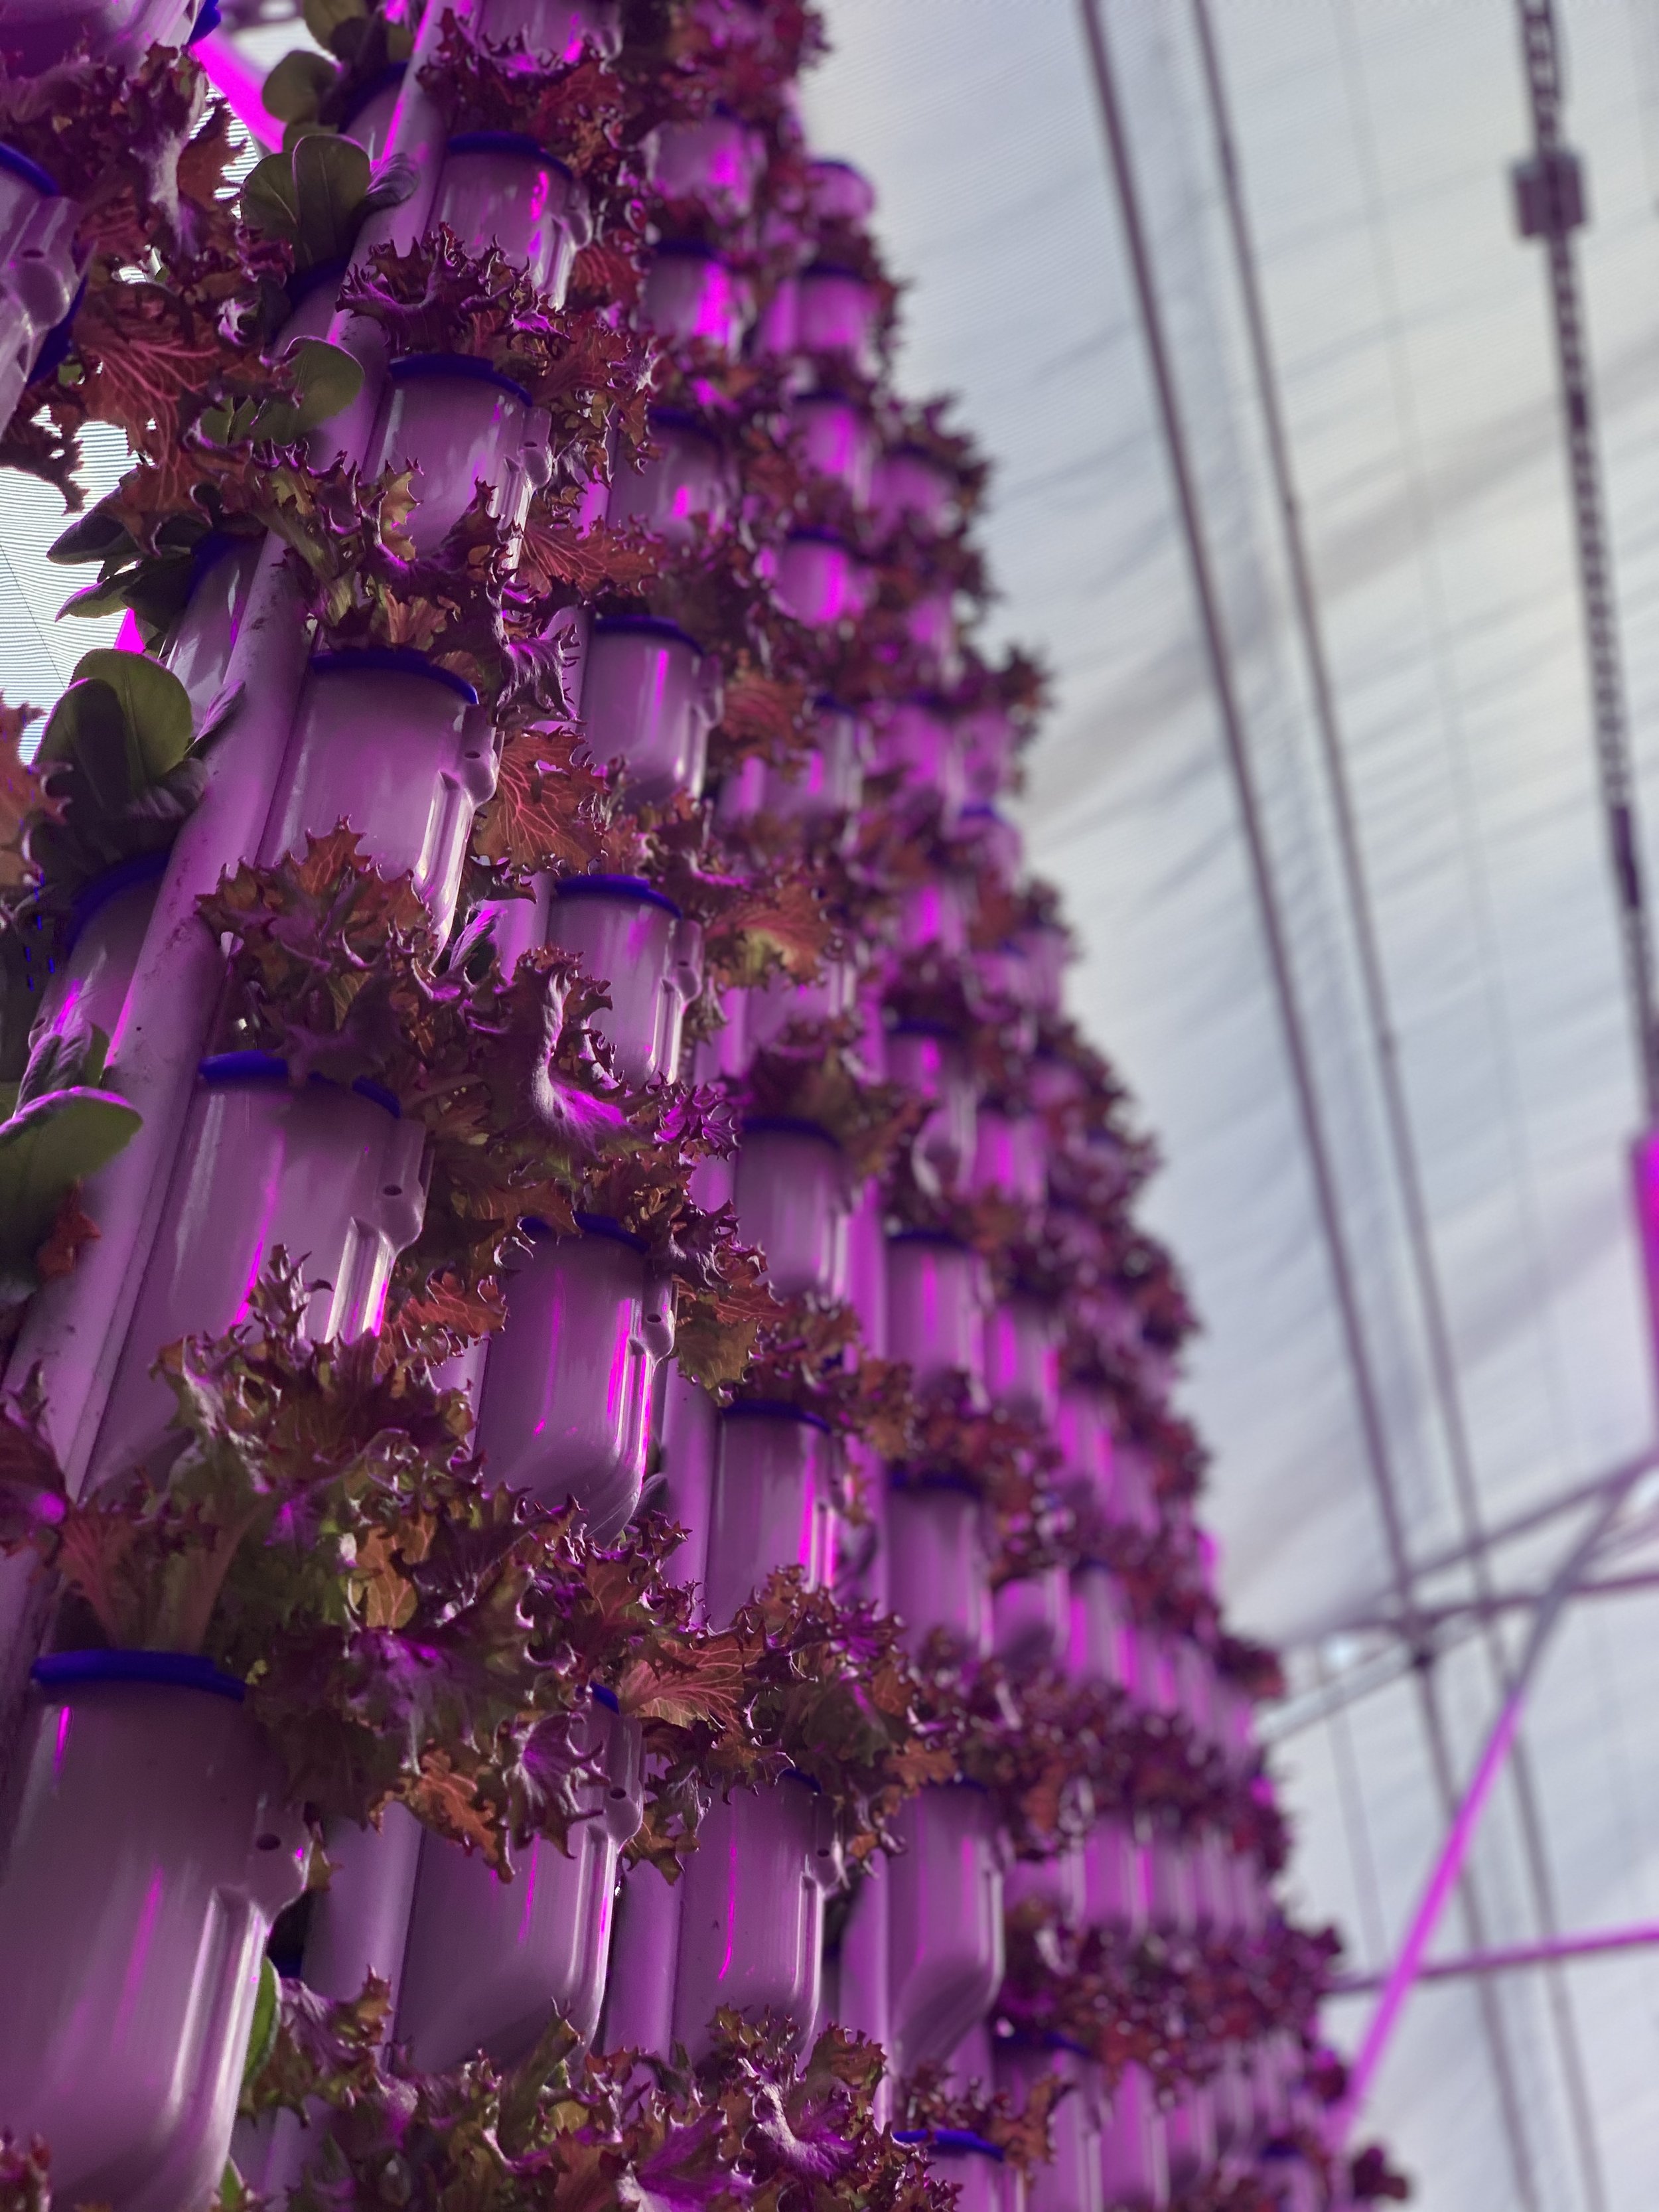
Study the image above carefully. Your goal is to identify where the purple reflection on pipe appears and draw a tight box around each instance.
[719,1825,739,1981]
[518,1844,540,1945]
[111,1868,165,2045]
[1341,1694,1522,2124]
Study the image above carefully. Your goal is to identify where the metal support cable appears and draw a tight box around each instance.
[1514,0,1659,1121]
[1072,8,1544,2197]
[1344,1564,1659,1637]
[1185,0,1507,1613]
[1318,1645,1392,1968]
[1072,0,1411,1623]
[1188,7,1608,2199]
[1275,1444,1659,1628]
[1382,1444,1659,1589]
[1263,1558,1659,1746]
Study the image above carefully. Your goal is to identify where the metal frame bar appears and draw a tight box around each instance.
[1335,1565,1659,1640]
[1333,1922,1659,1998]
[1297,1445,1659,1617]
[1262,1558,1659,1747]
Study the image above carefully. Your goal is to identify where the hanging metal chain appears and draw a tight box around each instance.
[1512,0,1659,1122]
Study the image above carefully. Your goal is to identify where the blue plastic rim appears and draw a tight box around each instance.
[590,611,703,658]
[33,1650,246,1702]
[198,1049,289,1088]
[445,131,572,180]
[1072,1550,1118,1577]
[388,351,534,408]
[350,1075,401,1120]
[591,1683,620,1712]
[646,402,721,445]
[891,1466,981,1503]
[787,526,850,553]
[932,2130,1005,2162]
[309,647,480,706]
[553,871,684,921]
[196,1053,401,1120]
[887,1226,972,1252]
[338,60,407,131]
[0,141,59,197]
[64,849,169,954]
[740,1113,841,1150]
[186,526,249,591]
[285,253,348,311]
[893,2129,1003,2162]
[722,1398,833,1434]
[571,1209,648,1252]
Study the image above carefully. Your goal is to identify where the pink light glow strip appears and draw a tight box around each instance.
[195,34,280,153]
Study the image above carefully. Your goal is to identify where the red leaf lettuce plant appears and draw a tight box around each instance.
[224,1982,948,2212]
[196,832,773,1388]
[0,1260,952,1881]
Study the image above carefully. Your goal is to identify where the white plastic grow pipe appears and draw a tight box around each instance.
[0,0,478,1786]
[0,1,475,1485]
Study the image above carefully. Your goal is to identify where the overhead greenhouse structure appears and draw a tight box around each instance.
[0,2,1652,2209]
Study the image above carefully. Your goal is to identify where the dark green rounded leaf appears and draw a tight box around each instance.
[242,1954,281,2091]
[49,507,133,567]
[303,0,370,50]
[243,147,303,238]
[64,650,194,782]
[259,49,337,131]
[291,131,373,267]
[252,338,364,443]
[0,1087,143,1264]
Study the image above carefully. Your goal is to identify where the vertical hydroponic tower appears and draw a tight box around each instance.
[0,4,1405,2209]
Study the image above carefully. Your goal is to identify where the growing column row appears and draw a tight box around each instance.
[0,4,1401,2210]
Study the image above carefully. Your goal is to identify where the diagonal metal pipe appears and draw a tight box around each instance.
[1332,1458,1645,2136]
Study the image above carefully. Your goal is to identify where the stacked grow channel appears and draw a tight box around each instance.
[0,4,1382,2210]
[0,0,213,430]
[0,2,598,2198]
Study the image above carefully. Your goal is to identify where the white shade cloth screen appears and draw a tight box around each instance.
[800,4,1659,2208]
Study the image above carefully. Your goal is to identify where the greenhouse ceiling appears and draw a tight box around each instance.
[800,3,1659,2207]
